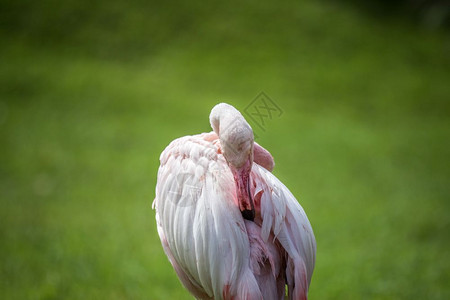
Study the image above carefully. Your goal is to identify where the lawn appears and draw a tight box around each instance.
[0,0,449,299]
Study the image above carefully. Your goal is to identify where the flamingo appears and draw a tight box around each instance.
[153,103,316,299]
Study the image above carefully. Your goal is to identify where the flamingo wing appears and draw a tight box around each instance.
[153,134,263,299]
[251,164,316,300]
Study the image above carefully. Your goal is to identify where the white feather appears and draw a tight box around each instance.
[154,131,316,299]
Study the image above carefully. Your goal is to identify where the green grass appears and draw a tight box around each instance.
[1,0,449,299]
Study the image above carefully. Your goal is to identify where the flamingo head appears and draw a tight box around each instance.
[210,103,255,221]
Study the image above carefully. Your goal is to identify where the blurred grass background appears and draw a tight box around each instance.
[0,0,449,299]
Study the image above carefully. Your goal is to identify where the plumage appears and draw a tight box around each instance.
[153,103,316,299]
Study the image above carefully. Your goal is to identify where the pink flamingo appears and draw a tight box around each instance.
[153,103,316,299]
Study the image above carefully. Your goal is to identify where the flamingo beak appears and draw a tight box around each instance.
[231,159,254,221]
